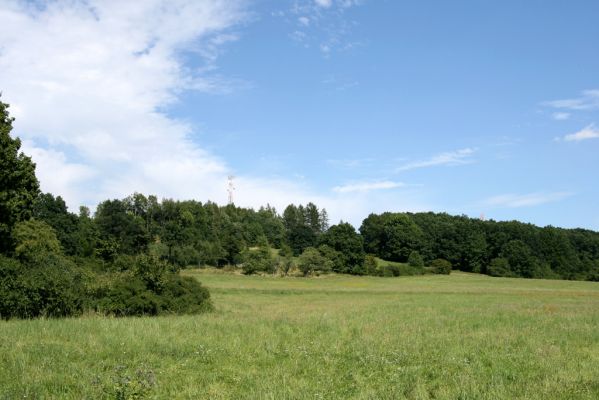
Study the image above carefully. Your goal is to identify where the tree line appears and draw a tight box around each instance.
[2,96,599,318]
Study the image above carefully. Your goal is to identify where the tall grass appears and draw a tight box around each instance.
[1,271,598,399]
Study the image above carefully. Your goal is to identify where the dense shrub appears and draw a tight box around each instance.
[408,251,425,267]
[429,259,452,275]
[375,262,424,277]
[93,274,212,316]
[487,257,512,277]
[0,254,86,319]
[242,245,275,275]
[363,255,378,276]
[91,255,212,316]
[298,247,332,276]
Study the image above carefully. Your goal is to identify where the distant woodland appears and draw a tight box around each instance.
[2,96,599,319]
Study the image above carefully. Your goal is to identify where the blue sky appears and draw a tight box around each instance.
[1,0,598,229]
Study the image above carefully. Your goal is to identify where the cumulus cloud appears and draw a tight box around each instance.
[395,148,476,172]
[544,89,599,111]
[0,0,427,226]
[0,0,247,207]
[561,124,599,142]
[552,112,570,121]
[314,0,333,8]
[332,180,405,193]
[483,192,573,208]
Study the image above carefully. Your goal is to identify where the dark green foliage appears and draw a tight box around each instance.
[242,241,275,275]
[429,259,452,275]
[363,255,378,276]
[33,193,81,255]
[374,261,424,277]
[317,244,343,273]
[12,219,62,263]
[287,224,317,256]
[487,258,512,277]
[92,255,211,316]
[171,245,201,268]
[319,222,365,274]
[500,240,539,278]
[283,203,328,255]
[95,237,120,262]
[0,254,86,319]
[0,97,40,254]
[408,251,424,268]
[95,199,150,255]
[360,213,425,262]
[298,247,332,276]
[362,211,599,281]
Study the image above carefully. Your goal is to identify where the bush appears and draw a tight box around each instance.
[429,258,452,275]
[407,251,425,267]
[378,263,400,277]
[298,247,332,276]
[93,277,163,316]
[487,258,512,277]
[0,254,86,319]
[242,246,275,275]
[363,255,378,276]
[92,260,212,317]
[171,245,200,268]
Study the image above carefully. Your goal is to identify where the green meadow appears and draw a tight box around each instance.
[1,271,598,399]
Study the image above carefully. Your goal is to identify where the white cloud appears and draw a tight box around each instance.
[544,89,599,111]
[298,16,310,26]
[483,192,573,208]
[552,112,570,121]
[0,0,247,208]
[315,0,333,8]
[286,0,363,55]
[562,124,599,142]
[396,148,476,172]
[0,0,428,227]
[332,180,405,193]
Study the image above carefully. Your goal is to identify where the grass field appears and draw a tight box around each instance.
[1,271,598,399]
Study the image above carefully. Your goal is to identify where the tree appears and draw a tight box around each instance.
[408,251,424,268]
[95,199,150,255]
[33,193,80,255]
[363,254,378,276]
[242,236,275,275]
[487,258,511,277]
[0,97,40,254]
[319,222,365,274]
[500,240,539,278]
[381,214,425,262]
[12,219,62,264]
[298,247,332,276]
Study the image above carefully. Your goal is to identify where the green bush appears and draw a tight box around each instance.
[408,251,425,267]
[242,244,276,275]
[363,255,378,276]
[298,247,332,276]
[487,258,513,277]
[92,272,211,317]
[429,258,452,275]
[0,254,86,319]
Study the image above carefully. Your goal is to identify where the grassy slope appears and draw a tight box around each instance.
[1,271,598,399]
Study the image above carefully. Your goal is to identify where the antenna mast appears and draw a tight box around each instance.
[227,175,235,205]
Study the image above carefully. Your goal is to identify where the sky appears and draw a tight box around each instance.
[1,0,598,230]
